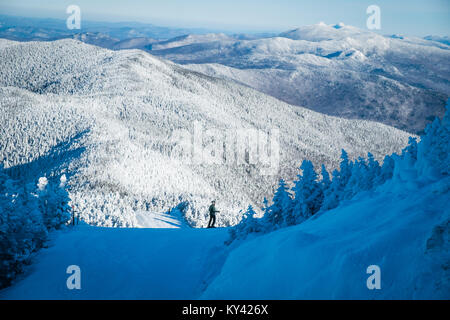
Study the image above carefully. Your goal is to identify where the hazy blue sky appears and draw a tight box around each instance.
[1,0,449,36]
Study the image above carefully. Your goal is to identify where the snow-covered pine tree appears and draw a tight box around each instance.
[344,157,366,199]
[227,204,263,244]
[320,164,331,191]
[321,169,339,211]
[0,173,47,288]
[35,176,70,230]
[262,197,269,214]
[240,205,261,233]
[415,100,450,179]
[290,160,323,225]
[366,152,381,190]
[374,155,395,187]
[264,179,292,230]
[321,150,353,211]
[391,137,419,184]
[338,149,353,188]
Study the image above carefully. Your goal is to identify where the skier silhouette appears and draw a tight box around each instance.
[207,200,220,228]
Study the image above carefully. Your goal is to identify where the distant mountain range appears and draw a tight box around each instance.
[1,15,448,134]
[0,14,218,40]
[151,23,449,134]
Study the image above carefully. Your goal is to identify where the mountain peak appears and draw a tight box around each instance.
[279,23,364,41]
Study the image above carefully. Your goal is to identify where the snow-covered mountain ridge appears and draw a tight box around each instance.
[2,20,448,133]
[0,38,412,227]
[150,23,449,133]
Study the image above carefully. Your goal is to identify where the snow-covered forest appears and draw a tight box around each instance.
[0,34,448,298]
[0,170,71,288]
[0,39,412,229]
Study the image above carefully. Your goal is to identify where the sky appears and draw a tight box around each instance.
[0,0,449,36]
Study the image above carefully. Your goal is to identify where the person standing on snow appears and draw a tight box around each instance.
[207,200,220,228]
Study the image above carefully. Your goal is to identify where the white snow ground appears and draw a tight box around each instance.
[1,173,448,299]
[0,225,230,299]
[135,211,186,228]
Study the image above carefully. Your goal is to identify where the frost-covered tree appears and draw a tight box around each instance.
[0,174,47,288]
[415,101,450,179]
[227,205,264,244]
[345,153,382,199]
[0,170,71,288]
[376,155,394,186]
[321,169,339,211]
[320,164,331,191]
[338,149,354,186]
[321,150,353,211]
[262,197,269,216]
[264,179,292,229]
[404,137,419,161]
[290,160,323,225]
[36,176,71,230]
[366,152,381,189]
[344,157,367,199]
[391,137,420,184]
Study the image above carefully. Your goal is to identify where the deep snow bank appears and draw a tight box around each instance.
[0,226,229,299]
[202,177,450,299]
[0,177,448,299]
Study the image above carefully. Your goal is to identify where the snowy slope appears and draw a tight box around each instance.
[0,39,412,227]
[0,226,230,299]
[202,176,450,299]
[151,23,449,133]
[279,22,362,41]
[1,175,447,299]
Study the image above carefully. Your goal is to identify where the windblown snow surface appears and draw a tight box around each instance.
[0,39,412,227]
[0,165,448,299]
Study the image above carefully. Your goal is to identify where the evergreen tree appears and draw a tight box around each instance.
[227,205,262,244]
[36,176,70,230]
[261,197,269,217]
[320,164,331,191]
[403,137,419,161]
[0,171,70,288]
[416,101,450,179]
[0,175,47,288]
[374,155,395,186]
[366,152,381,189]
[241,205,261,233]
[344,157,366,199]
[338,149,353,186]
[392,137,420,183]
[264,179,292,229]
[321,150,353,211]
[291,160,323,225]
